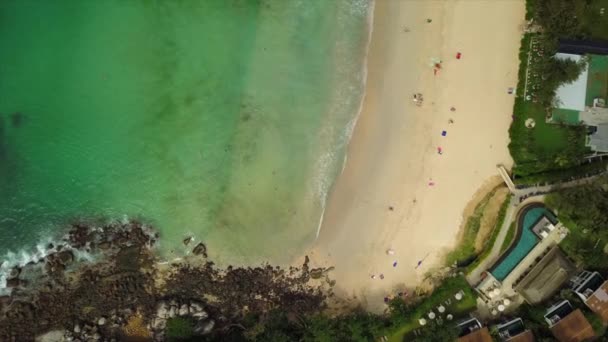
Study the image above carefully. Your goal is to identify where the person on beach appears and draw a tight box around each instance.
[450,106,456,112]
[448,118,454,124]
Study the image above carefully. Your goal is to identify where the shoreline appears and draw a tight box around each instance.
[315,1,377,241]
[309,0,525,312]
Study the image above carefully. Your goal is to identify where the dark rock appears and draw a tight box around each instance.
[309,268,324,279]
[8,267,21,279]
[192,243,207,257]
[58,250,74,265]
[5,278,21,288]
[98,241,111,250]
[193,320,215,335]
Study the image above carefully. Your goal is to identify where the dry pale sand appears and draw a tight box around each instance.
[307,0,525,312]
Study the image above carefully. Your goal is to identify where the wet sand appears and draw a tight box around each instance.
[309,0,525,312]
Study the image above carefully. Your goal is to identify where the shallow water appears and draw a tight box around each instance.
[0,0,371,265]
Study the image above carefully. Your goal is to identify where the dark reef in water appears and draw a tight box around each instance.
[0,220,333,341]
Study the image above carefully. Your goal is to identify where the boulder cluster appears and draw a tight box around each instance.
[149,299,214,340]
[0,221,331,341]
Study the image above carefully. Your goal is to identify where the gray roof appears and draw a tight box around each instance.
[514,246,577,304]
[588,123,608,152]
[554,53,589,111]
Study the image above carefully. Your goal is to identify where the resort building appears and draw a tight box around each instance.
[512,246,576,304]
[572,271,608,322]
[457,317,493,342]
[496,318,535,342]
[549,40,608,152]
[475,205,572,311]
[544,300,595,342]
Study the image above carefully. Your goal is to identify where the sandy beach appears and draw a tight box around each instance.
[309,0,525,312]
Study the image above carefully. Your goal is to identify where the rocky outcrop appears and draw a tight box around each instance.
[192,242,207,257]
[193,319,215,335]
[0,224,329,341]
[148,299,212,339]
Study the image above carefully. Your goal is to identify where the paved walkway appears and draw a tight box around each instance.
[466,172,605,286]
[466,195,517,285]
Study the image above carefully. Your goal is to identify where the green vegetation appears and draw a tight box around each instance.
[388,276,477,342]
[532,0,608,40]
[500,222,516,253]
[507,0,608,180]
[545,175,608,269]
[584,309,606,336]
[406,321,459,342]
[513,159,608,185]
[465,194,511,274]
[235,275,476,342]
[445,188,499,267]
[517,304,554,340]
[508,33,588,178]
[166,317,195,341]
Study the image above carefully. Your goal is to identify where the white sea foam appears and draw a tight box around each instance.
[314,0,375,239]
[0,234,99,295]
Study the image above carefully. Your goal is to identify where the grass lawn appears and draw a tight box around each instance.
[517,101,572,152]
[509,33,588,177]
[387,276,477,342]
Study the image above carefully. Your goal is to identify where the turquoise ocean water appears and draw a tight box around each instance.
[0,0,372,268]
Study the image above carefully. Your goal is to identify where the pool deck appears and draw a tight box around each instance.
[473,202,569,317]
[499,222,567,298]
[489,204,556,281]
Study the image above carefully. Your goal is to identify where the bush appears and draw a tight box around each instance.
[465,195,511,273]
[166,317,195,341]
[545,176,608,268]
[514,158,607,186]
[445,188,499,267]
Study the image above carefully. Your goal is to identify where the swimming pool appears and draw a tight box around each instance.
[490,205,556,281]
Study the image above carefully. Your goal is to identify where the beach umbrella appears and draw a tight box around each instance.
[503,299,511,306]
[493,288,501,296]
[446,314,453,320]
[455,293,463,301]
[487,291,495,298]
[419,318,427,326]
[438,305,445,313]
[491,309,498,316]
[498,304,506,312]
[428,311,436,320]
